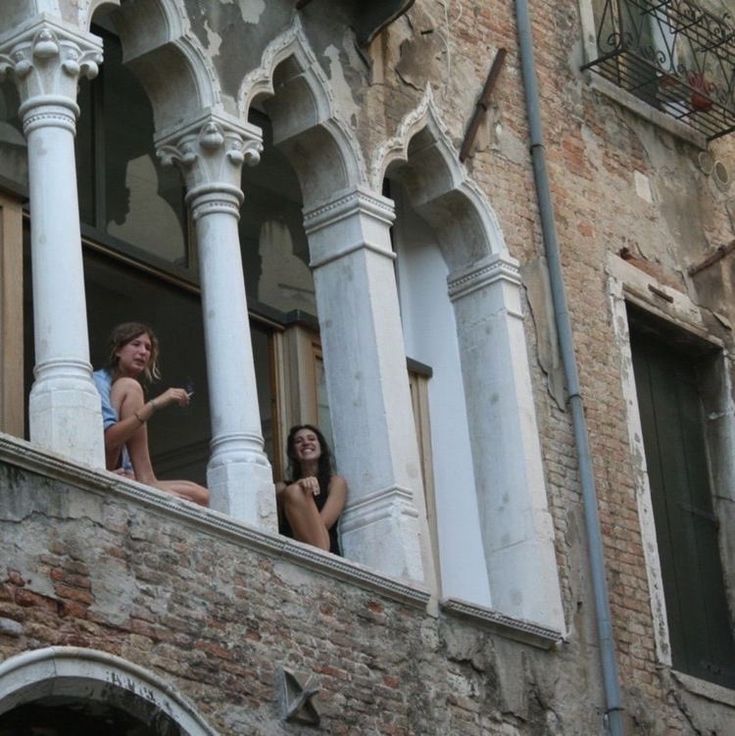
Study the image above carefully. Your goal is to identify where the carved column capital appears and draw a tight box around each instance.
[156,112,263,220]
[0,18,102,131]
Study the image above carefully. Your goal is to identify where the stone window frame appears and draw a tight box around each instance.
[576,0,708,148]
[607,253,735,696]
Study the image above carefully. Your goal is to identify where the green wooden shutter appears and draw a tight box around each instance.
[631,331,735,688]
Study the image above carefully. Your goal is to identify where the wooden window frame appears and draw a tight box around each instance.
[0,193,24,437]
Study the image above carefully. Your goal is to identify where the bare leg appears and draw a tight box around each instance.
[110,378,209,507]
[281,483,330,550]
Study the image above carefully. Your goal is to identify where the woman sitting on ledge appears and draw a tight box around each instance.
[276,425,347,554]
[93,322,209,507]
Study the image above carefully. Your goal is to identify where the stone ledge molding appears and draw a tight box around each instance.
[0,17,102,116]
[0,433,430,609]
[0,647,217,734]
[303,187,396,233]
[304,187,397,268]
[448,253,523,302]
[440,598,563,650]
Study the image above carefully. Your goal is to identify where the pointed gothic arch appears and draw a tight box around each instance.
[237,17,366,209]
[379,90,565,628]
[81,0,222,132]
[375,85,507,271]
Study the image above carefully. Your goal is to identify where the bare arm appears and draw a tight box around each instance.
[105,387,191,456]
[320,475,347,530]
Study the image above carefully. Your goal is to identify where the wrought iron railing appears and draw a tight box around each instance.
[582,0,735,140]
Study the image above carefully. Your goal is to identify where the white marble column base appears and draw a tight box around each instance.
[207,449,277,531]
[29,374,105,467]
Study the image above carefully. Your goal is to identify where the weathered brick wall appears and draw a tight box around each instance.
[356,1,735,733]
[1,460,604,735]
[1,449,733,734]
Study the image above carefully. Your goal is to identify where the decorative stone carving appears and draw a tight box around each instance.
[158,113,262,209]
[0,21,102,120]
[278,668,320,725]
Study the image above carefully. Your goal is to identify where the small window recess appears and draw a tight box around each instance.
[581,0,735,141]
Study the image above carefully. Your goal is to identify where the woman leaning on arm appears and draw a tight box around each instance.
[93,321,209,507]
[276,424,347,554]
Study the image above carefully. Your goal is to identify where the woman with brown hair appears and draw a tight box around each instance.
[276,424,347,554]
[93,322,209,506]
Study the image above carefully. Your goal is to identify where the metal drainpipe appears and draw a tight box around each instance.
[513,2,625,734]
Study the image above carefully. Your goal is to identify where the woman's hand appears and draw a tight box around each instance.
[153,387,191,409]
[296,476,320,496]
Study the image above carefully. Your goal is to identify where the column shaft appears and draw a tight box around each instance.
[305,187,435,584]
[0,21,104,466]
[449,253,564,628]
[157,114,276,530]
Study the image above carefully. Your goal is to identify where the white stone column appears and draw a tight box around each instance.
[448,253,564,629]
[157,113,277,530]
[304,187,435,585]
[0,19,104,466]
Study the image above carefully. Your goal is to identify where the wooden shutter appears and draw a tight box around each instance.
[631,330,735,688]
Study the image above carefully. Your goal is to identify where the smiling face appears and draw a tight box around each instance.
[115,332,153,378]
[292,427,322,464]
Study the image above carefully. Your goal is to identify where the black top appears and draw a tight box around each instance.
[279,477,341,556]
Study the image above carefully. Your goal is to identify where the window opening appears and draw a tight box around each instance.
[76,25,189,270]
[583,0,735,140]
[21,218,279,480]
[241,112,315,318]
[0,78,26,196]
[629,307,735,688]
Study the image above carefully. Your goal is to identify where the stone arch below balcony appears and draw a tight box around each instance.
[0,646,217,736]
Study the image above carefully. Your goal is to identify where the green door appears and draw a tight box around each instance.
[631,330,735,688]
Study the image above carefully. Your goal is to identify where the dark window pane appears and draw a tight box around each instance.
[240,116,315,316]
[101,34,187,264]
[0,78,27,192]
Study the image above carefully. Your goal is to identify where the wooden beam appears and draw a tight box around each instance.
[460,48,507,162]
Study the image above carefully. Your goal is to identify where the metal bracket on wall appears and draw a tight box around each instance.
[278,667,321,726]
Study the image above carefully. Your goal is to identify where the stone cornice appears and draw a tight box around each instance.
[447,253,522,302]
[0,433,430,610]
[440,598,564,650]
[303,187,396,235]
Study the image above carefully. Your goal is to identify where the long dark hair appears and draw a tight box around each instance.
[106,321,161,384]
[286,424,333,493]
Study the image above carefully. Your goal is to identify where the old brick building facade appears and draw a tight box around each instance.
[0,1,734,733]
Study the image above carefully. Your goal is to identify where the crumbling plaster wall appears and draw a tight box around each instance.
[0,464,606,736]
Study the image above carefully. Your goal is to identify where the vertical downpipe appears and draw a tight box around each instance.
[513,1,625,733]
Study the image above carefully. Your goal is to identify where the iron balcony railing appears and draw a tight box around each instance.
[582,0,735,140]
